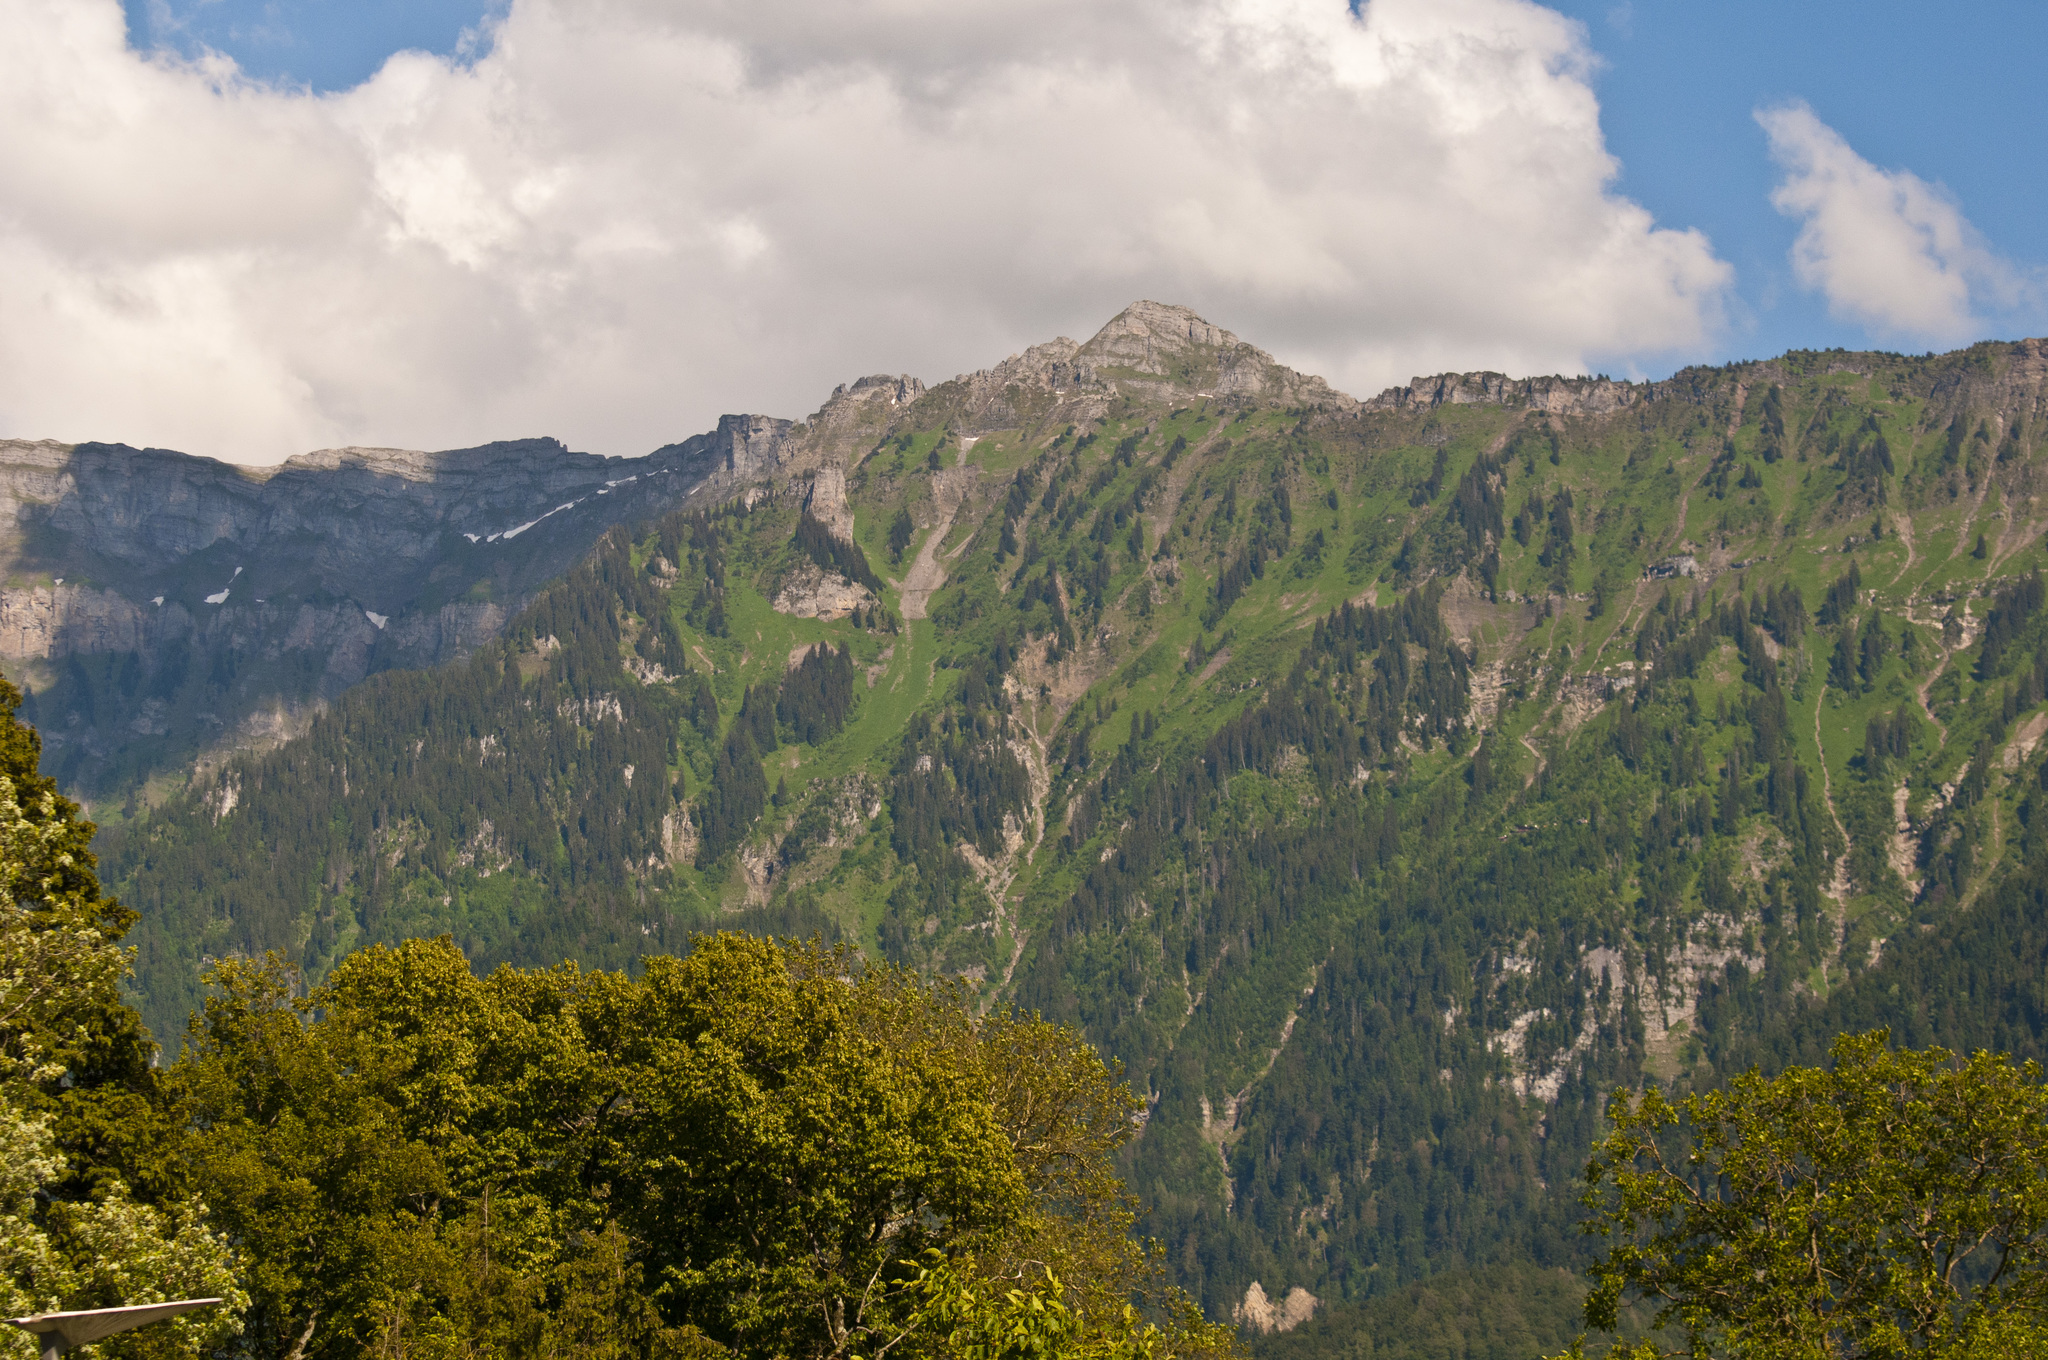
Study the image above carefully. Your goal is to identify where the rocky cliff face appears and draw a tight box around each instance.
[0,432,740,798]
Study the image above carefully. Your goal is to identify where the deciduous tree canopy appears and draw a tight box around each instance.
[164,934,1232,1360]
[1566,1031,2048,1359]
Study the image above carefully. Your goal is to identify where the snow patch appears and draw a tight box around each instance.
[463,532,480,543]
[364,610,389,630]
[500,501,579,541]
[151,596,163,606]
[202,566,243,606]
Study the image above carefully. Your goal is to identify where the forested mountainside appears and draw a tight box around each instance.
[100,302,2048,1353]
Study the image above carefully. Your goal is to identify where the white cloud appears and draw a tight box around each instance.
[1759,101,2024,344]
[0,0,1731,463]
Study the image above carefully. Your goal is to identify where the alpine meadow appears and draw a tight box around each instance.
[12,300,2048,1359]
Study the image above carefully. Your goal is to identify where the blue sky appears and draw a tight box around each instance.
[1544,0,2048,365]
[122,0,500,92]
[121,0,2048,377]
[12,0,2038,459]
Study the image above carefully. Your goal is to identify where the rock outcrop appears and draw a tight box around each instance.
[921,301,1358,437]
[1364,370,1644,416]
[770,561,874,620]
[1075,299,1356,409]
[1234,1282,1318,1335]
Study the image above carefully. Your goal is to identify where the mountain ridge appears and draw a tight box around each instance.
[34,300,2048,1353]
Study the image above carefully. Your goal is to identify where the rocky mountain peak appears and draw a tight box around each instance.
[801,377,926,463]
[936,340,1092,432]
[1079,299,1243,363]
[1076,300,1357,409]
[827,375,927,408]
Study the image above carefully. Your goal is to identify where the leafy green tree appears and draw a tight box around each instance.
[171,934,1229,1360]
[1562,1031,2048,1359]
[0,674,244,1359]
[0,1101,243,1360]
[904,1253,1231,1360]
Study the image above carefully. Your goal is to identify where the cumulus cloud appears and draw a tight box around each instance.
[0,0,1731,463]
[1759,101,2025,344]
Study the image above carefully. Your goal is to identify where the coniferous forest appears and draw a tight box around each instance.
[13,307,2048,1357]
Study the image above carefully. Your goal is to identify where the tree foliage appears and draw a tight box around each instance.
[0,677,244,1359]
[1568,1031,2048,1359]
[164,933,1231,1360]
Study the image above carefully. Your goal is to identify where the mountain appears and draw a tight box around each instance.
[0,420,809,803]
[93,303,2048,1348]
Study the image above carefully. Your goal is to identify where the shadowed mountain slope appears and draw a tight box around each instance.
[0,419,811,800]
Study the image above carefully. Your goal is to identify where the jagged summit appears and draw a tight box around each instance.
[1076,300,1299,396]
[1086,299,1238,354]
[1065,300,1355,409]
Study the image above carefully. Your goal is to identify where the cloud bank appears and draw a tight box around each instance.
[1759,101,2026,345]
[0,0,1731,463]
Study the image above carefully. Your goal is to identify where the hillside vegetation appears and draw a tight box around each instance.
[103,304,2048,1346]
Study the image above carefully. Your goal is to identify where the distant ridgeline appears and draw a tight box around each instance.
[101,304,2048,1355]
[0,431,770,802]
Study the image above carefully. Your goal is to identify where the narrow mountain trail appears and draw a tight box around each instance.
[1668,476,1693,561]
[1518,702,1560,788]
[1612,577,1657,645]
[1916,645,1952,747]
[1725,382,1750,437]
[1948,469,1999,575]
[1961,802,2002,915]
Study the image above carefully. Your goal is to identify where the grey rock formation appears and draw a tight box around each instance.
[1363,370,1643,416]
[803,467,856,542]
[770,561,874,620]
[0,432,738,796]
[927,302,1357,436]
[1074,299,1356,409]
